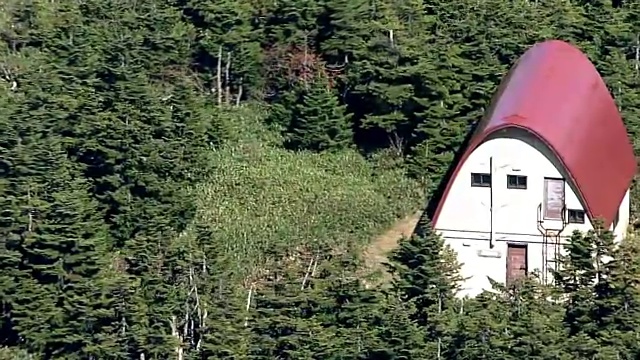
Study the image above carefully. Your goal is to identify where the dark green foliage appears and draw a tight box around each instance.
[553,228,640,359]
[3,0,640,358]
[388,225,462,324]
[285,80,353,152]
[448,293,510,359]
[604,239,640,358]
[247,253,430,359]
[386,222,462,357]
[449,278,568,360]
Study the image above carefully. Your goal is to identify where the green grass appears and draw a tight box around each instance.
[191,106,424,278]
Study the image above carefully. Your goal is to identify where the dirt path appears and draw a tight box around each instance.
[362,211,422,285]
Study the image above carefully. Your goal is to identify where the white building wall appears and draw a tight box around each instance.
[434,128,630,298]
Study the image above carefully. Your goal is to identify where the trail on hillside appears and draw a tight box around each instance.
[362,211,422,285]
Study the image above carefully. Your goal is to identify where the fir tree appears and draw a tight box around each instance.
[247,255,325,359]
[6,150,121,358]
[286,80,353,152]
[498,277,567,359]
[387,218,462,355]
[603,237,640,358]
[553,229,605,358]
[448,293,510,360]
[309,254,427,359]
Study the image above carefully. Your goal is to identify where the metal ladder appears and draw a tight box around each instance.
[537,203,567,285]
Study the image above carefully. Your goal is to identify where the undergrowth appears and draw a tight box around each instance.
[190,106,424,280]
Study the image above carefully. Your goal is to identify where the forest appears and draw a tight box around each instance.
[1,0,640,358]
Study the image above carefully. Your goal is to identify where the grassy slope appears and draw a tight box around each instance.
[190,106,424,280]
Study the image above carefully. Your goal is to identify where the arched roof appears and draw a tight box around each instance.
[431,40,636,229]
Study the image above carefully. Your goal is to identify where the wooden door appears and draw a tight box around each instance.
[506,244,528,285]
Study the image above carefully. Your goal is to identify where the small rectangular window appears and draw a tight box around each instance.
[471,173,491,187]
[568,209,585,224]
[507,175,527,189]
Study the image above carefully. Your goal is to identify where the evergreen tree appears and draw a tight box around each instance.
[309,254,428,359]
[286,80,353,152]
[2,0,640,357]
[196,224,251,359]
[554,229,613,358]
[498,278,567,359]
[387,218,462,355]
[180,0,263,101]
[247,251,327,359]
[2,148,121,358]
[602,237,640,358]
[448,293,510,360]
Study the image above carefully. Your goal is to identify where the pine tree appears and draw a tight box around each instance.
[448,292,510,360]
[498,277,567,359]
[247,252,327,359]
[180,0,263,101]
[553,229,606,358]
[308,254,428,359]
[195,224,251,359]
[387,218,462,355]
[314,274,384,359]
[348,0,431,152]
[365,294,429,359]
[286,80,353,152]
[602,237,640,358]
[4,148,122,358]
[318,0,370,68]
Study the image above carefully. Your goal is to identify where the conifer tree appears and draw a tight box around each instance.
[387,218,462,355]
[348,0,431,152]
[448,293,510,359]
[286,80,353,152]
[365,294,429,359]
[2,147,121,358]
[318,0,370,68]
[554,228,612,358]
[180,0,263,101]
[498,277,567,359]
[602,237,640,358]
[247,254,326,359]
[308,254,428,359]
[450,279,565,359]
[388,219,462,319]
[195,225,251,358]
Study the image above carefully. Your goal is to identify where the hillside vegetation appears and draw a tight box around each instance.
[192,109,422,281]
[2,0,640,359]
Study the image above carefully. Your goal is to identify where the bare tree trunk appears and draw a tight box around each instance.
[635,33,639,77]
[301,256,316,290]
[303,33,309,89]
[225,52,232,104]
[244,285,253,327]
[171,316,184,360]
[217,46,222,106]
[235,77,243,107]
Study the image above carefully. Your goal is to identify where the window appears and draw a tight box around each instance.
[471,173,491,187]
[568,209,585,224]
[507,175,527,189]
[544,178,565,220]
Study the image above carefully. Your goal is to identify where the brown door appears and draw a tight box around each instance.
[506,244,528,285]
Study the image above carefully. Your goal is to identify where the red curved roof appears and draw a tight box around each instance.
[431,40,636,228]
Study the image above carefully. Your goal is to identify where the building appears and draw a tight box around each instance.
[428,40,637,298]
